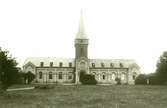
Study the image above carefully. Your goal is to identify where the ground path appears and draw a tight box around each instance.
[7,87,35,91]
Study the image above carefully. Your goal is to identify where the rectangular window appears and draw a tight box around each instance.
[49,72,52,79]
[59,72,63,79]
[101,63,105,67]
[120,63,123,68]
[110,63,114,68]
[50,62,53,67]
[40,62,44,67]
[39,72,42,79]
[59,62,63,67]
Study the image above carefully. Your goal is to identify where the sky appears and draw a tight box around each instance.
[0,0,167,73]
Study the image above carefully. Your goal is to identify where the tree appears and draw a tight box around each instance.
[0,48,19,91]
[79,72,97,85]
[156,51,167,84]
[135,74,147,85]
[24,72,35,84]
[147,73,159,85]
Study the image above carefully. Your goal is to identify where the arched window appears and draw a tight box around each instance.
[49,72,52,79]
[102,74,105,80]
[39,72,42,79]
[80,62,86,69]
[59,72,63,79]
[92,63,95,68]
[133,72,137,80]
[112,73,116,80]
[121,73,125,80]
[92,72,96,75]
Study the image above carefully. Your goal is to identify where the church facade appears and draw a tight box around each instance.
[23,14,140,85]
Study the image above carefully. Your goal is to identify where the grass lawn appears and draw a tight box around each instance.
[0,85,167,108]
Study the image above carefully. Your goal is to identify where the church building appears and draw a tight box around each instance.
[23,13,140,85]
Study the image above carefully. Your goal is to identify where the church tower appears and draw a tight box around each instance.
[75,11,88,59]
[75,11,89,84]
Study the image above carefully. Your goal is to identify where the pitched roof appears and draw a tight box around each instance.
[23,57,75,67]
[89,59,139,68]
[75,10,87,39]
[23,57,139,69]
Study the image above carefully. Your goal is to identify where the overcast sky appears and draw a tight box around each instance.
[0,0,167,73]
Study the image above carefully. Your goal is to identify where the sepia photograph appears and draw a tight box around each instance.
[0,0,167,108]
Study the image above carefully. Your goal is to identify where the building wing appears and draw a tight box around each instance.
[89,59,140,69]
[23,57,75,67]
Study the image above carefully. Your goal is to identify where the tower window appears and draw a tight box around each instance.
[50,62,53,67]
[40,62,44,67]
[69,62,72,67]
[49,72,52,79]
[59,62,63,67]
[80,48,84,56]
[101,63,105,67]
[92,63,95,68]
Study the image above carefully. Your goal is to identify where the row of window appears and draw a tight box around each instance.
[91,63,124,68]
[92,74,126,80]
[93,73,136,80]
[93,73,118,80]
[38,72,136,81]
[40,62,72,67]
[38,72,73,80]
[40,62,124,68]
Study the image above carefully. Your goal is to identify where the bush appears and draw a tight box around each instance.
[115,77,121,85]
[135,74,147,85]
[80,73,97,85]
[24,72,35,84]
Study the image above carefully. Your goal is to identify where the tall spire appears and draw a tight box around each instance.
[76,10,87,39]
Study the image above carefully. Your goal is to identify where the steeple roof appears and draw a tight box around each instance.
[76,10,87,39]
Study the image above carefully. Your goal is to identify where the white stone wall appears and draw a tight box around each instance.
[90,68,130,84]
[127,66,140,85]
[23,61,140,85]
[36,67,75,83]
